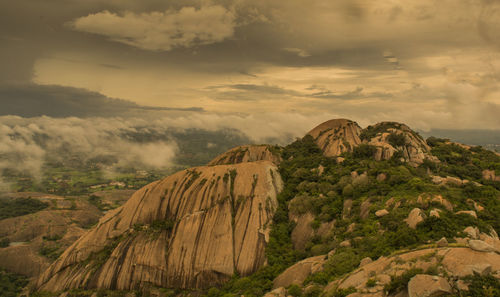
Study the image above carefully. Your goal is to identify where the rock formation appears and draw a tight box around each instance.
[307,119,436,166]
[273,255,327,289]
[306,119,362,157]
[208,145,281,166]
[36,161,283,291]
[324,247,500,296]
[0,195,100,277]
[362,122,435,166]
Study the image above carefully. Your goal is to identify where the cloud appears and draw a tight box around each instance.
[0,116,179,179]
[283,48,311,57]
[0,83,204,118]
[0,112,334,183]
[70,5,236,51]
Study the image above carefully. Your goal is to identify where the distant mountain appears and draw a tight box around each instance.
[420,129,500,152]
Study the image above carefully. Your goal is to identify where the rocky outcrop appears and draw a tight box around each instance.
[407,274,452,297]
[324,247,500,296]
[363,122,435,166]
[0,196,100,277]
[307,119,435,166]
[273,255,327,289]
[482,169,500,182]
[405,208,426,229]
[208,145,281,166]
[306,119,362,157]
[36,161,283,291]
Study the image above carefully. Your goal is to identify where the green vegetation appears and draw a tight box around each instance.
[39,243,63,260]
[360,122,402,141]
[387,133,407,147]
[201,130,500,297]
[0,197,49,220]
[383,268,423,295]
[459,273,500,297]
[0,270,29,297]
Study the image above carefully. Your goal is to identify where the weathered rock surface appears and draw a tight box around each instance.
[307,120,436,166]
[482,169,500,182]
[273,255,327,289]
[405,208,425,229]
[407,274,452,297]
[363,122,435,166]
[0,196,100,277]
[307,119,362,157]
[468,240,498,253]
[324,247,500,296]
[263,287,287,297]
[36,161,283,291]
[208,145,281,166]
[289,212,315,250]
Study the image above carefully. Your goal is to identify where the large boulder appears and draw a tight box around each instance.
[405,208,426,229]
[306,119,362,157]
[407,274,452,297]
[36,161,283,291]
[273,255,327,289]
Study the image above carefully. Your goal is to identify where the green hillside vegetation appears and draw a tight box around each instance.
[0,197,49,220]
[205,135,500,297]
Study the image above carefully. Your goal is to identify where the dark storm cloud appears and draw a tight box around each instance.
[0,83,203,117]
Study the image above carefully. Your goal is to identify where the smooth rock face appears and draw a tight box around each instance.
[208,145,281,166]
[407,274,452,297]
[36,161,283,291]
[306,119,362,157]
[468,240,497,253]
[273,255,327,289]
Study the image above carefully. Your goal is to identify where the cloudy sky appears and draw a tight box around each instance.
[1,0,500,131]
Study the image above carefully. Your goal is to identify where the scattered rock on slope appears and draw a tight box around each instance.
[36,161,283,292]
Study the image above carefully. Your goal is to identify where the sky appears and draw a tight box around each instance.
[1,0,500,131]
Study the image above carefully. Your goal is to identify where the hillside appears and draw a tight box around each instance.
[20,119,500,297]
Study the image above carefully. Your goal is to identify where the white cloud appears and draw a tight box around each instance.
[70,5,236,51]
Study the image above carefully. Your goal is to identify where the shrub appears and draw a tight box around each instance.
[287,284,302,297]
[384,268,423,295]
[387,133,407,147]
[353,145,377,159]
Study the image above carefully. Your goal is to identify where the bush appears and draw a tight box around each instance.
[387,133,407,147]
[287,284,302,297]
[384,268,423,295]
[352,145,377,159]
[461,273,500,296]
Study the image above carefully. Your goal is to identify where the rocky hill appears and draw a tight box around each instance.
[306,119,362,158]
[0,193,101,277]
[308,119,435,166]
[27,118,500,297]
[35,161,283,291]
